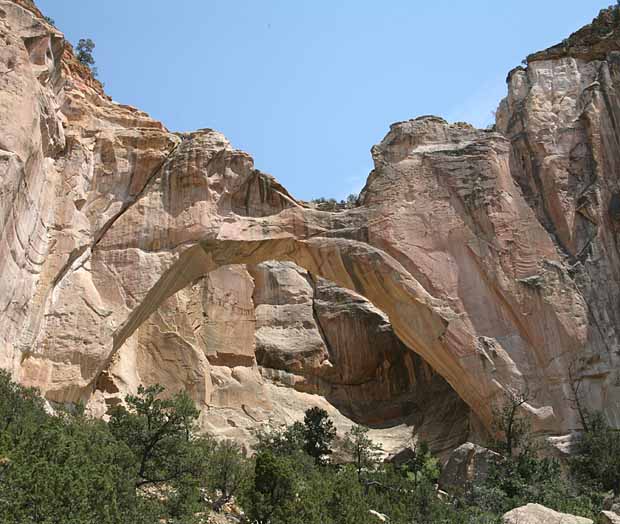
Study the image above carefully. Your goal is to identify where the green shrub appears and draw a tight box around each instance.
[0,371,155,523]
[0,369,616,524]
[570,411,620,495]
[343,424,383,480]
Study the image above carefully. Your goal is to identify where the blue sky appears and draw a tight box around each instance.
[38,1,610,201]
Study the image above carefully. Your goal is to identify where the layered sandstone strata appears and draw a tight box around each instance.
[1,0,619,457]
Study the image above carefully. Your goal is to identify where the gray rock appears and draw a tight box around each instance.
[438,442,502,492]
[603,493,620,514]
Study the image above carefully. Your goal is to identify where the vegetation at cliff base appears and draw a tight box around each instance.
[0,371,618,523]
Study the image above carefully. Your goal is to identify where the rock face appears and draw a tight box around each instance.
[502,504,593,524]
[497,6,620,428]
[1,0,620,455]
[98,259,469,454]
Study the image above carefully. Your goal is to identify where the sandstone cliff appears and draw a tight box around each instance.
[1,1,619,455]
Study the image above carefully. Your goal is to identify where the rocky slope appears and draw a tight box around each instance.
[1,0,619,455]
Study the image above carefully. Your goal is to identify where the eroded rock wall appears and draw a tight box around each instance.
[1,0,619,456]
[96,260,469,455]
[497,6,620,426]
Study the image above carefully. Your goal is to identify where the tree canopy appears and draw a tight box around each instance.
[0,371,617,523]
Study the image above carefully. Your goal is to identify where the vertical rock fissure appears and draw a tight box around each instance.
[513,135,575,261]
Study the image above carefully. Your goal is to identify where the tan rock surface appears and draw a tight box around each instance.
[497,5,620,427]
[1,1,620,457]
[502,504,593,524]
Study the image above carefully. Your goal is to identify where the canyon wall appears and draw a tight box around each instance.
[1,0,619,455]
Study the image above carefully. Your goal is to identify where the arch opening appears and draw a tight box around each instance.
[99,253,472,456]
[109,235,497,434]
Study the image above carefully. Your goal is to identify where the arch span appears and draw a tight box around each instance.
[113,235,499,427]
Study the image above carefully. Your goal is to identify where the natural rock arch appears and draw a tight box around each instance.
[5,1,620,447]
[89,121,576,437]
[112,235,499,428]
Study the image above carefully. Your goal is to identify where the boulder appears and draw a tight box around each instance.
[502,504,592,524]
[603,493,620,515]
[438,442,502,491]
[601,511,620,524]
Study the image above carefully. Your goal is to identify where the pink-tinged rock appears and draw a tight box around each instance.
[1,0,620,455]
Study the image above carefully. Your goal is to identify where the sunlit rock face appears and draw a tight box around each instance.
[1,0,619,457]
[98,260,470,456]
[497,6,620,428]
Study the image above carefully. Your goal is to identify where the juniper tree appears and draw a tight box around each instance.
[303,407,336,465]
[343,424,382,481]
[76,38,98,76]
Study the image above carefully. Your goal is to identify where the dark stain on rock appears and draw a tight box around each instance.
[608,192,620,223]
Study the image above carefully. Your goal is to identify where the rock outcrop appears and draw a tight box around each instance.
[438,442,502,492]
[497,5,620,428]
[1,0,620,456]
[502,504,593,524]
